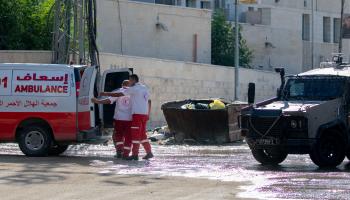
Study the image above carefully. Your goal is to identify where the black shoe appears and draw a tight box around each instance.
[124,155,139,161]
[114,151,123,159]
[142,152,154,160]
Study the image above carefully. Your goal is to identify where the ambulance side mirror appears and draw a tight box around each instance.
[248,83,255,105]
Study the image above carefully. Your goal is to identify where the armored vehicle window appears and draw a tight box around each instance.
[283,77,345,101]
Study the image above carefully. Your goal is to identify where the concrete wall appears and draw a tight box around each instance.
[0,51,52,64]
[0,51,280,128]
[96,0,212,64]
[99,53,280,127]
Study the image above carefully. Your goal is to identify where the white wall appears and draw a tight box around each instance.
[96,0,212,64]
[0,51,280,128]
[99,53,280,127]
[0,51,52,64]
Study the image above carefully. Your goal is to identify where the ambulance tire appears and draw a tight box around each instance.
[49,145,69,156]
[18,125,52,157]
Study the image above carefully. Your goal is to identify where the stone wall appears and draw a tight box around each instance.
[0,51,52,64]
[0,51,280,128]
[99,53,280,127]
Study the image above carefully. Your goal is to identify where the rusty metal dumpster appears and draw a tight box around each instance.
[161,99,247,144]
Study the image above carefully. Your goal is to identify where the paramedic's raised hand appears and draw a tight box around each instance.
[99,92,107,97]
[91,98,98,104]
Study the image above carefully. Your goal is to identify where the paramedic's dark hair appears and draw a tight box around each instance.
[122,80,129,86]
[130,74,139,82]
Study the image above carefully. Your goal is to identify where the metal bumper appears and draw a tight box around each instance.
[246,137,317,154]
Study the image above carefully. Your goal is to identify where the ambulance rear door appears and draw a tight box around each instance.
[99,68,132,128]
[78,66,98,131]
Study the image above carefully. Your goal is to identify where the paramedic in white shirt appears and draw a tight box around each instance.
[100,74,153,160]
[91,80,132,159]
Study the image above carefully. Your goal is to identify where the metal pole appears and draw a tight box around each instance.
[73,0,78,64]
[339,0,345,53]
[78,0,85,64]
[311,0,314,69]
[234,0,240,101]
[52,0,61,64]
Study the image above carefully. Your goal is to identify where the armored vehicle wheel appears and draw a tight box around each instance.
[49,144,69,156]
[18,125,52,157]
[310,130,345,168]
[251,148,288,165]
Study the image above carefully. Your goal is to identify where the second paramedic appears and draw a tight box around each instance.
[91,80,132,159]
[100,74,153,160]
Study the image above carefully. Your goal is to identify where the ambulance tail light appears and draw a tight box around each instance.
[76,81,81,96]
[74,68,83,97]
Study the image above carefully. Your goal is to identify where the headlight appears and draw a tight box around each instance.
[290,120,298,129]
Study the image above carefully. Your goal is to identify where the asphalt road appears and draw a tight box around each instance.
[1,143,350,200]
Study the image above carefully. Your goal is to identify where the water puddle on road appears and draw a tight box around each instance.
[2,143,350,199]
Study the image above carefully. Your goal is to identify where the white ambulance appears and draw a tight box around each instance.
[0,63,131,156]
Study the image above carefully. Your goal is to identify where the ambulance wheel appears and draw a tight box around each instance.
[251,148,288,165]
[309,131,345,168]
[18,125,52,157]
[49,145,69,156]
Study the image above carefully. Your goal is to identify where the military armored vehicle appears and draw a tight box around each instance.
[240,55,350,167]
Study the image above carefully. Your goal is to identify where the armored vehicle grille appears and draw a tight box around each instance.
[249,117,282,137]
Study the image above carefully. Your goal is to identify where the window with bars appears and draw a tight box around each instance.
[186,0,196,7]
[200,1,211,9]
[323,17,331,43]
[334,18,341,43]
[302,14,310,41]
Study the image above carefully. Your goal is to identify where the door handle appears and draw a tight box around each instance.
[90,106,94,111]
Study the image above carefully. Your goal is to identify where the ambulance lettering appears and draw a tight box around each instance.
[12,70,71,97]
[0,77,8,88]
[0,70,12,95]
[14,85,68,94]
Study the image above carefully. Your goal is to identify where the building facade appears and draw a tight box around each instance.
[96,0,212,64]
[136,0,350,74]
[227,0,350,74]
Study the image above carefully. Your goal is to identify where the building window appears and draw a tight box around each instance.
[155,0,175,5]
[201,1,211,9]
[302,14,310,41]
[323,17,331,43]
[304,0,307,8]
[175,0,182,6]
[215,0,220,8]
[186,0,196,7]
[334,18,341,43]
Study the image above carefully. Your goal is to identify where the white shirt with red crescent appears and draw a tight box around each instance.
[122,83,150,115]
[108,88,132,121]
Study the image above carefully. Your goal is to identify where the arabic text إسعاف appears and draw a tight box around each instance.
[16,73,69,84]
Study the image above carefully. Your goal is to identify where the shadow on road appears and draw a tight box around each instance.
[0,154,164,186]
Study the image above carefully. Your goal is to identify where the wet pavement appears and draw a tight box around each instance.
[1,143,350,200]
